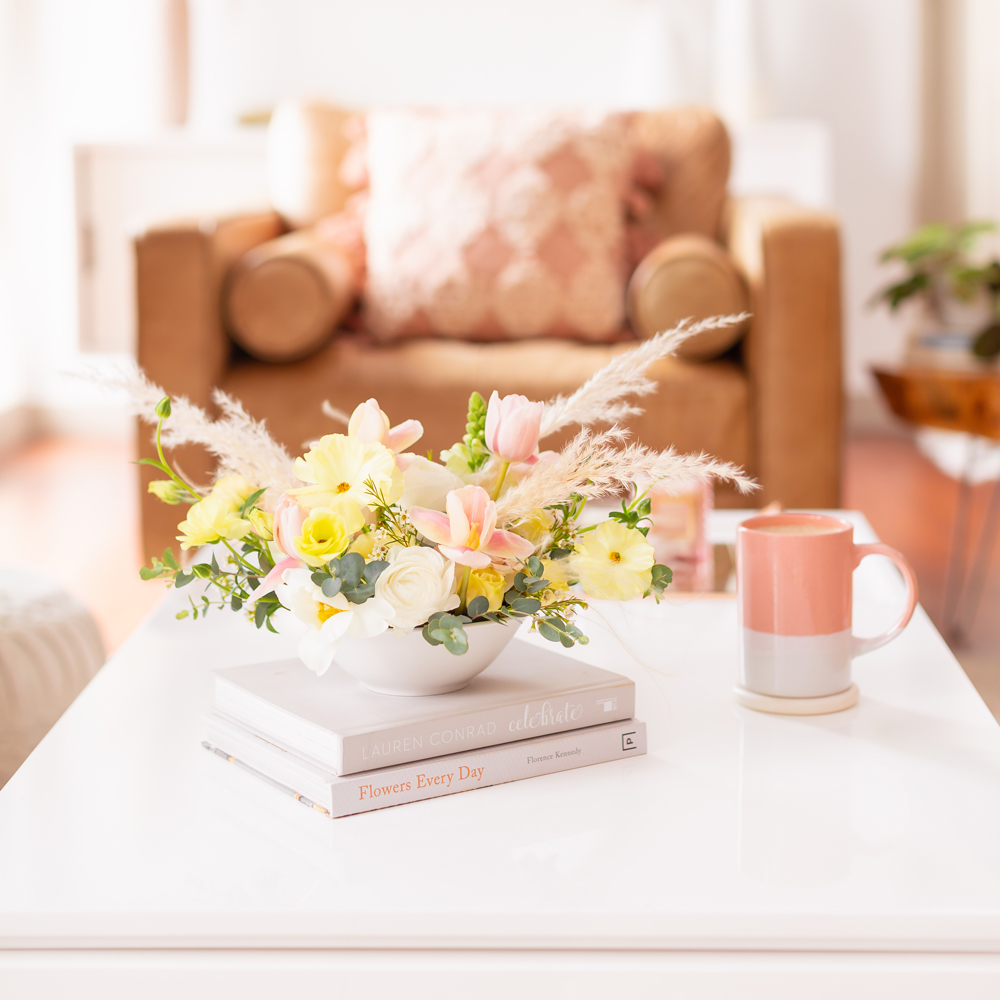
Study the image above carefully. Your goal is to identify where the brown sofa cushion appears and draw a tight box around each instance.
[226,228,357,363]
[627,234,749,360]
[627,108,731,267]
[221,334,749,482]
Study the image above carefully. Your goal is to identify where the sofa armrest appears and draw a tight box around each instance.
[135,210,284,561]
[724,196,842,508]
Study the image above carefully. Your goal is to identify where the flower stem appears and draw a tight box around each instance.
[457,564,472,609]
[155,417,201,500]
[490,460,510,501]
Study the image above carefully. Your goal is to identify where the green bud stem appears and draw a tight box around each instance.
[457,564,472,609]
[490,460,509,502]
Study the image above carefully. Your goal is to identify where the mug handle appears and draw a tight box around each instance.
[851,543,919,657]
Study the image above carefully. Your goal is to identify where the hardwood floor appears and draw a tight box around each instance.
[0,436,166,655]
[0,432,996,710]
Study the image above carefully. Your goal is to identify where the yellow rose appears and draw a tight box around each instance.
[348,529,376,558]
[247,507,274,541]
[466,565,506,614]
[292,433,403,509]
[295,500,365,568]
[510,508,555,548]
[209,475,258,512]
[147,479,189,504]
[572,520,654,601]
[176,496,252,550]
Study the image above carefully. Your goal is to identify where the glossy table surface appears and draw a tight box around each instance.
[2,511,1000,956]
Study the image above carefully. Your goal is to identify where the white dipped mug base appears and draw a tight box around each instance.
[734,683,860,716]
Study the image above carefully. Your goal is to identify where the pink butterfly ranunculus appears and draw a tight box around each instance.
[408,485,534,569]
[349,397,423,455]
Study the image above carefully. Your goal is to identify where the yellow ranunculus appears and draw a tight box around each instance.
[292,434,403,510]
[176,496,252,550]
[210,475,258,512]
[295,500,365,568]
[510,508,555,548]
[147,479,189,504]
[247,506,274,541]
[572,520,654,601]
[466,565,506,614]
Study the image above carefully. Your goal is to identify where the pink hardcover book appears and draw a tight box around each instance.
[213,638,635,775]
[204,711,646,818]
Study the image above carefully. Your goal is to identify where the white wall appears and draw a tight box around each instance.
[0,0,167,427]
[0,0,922,432]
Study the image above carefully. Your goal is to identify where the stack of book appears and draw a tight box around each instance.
[204,639,646,818]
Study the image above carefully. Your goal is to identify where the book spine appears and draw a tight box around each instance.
[340,680,635,774]
[331,720,646,818]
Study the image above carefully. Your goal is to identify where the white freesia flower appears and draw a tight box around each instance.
[374,545,461,632]
[397,454,465,512]
[274,568,395,675]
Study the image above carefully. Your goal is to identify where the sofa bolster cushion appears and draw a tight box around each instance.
[627,234,749,360]
[225,228,357,363]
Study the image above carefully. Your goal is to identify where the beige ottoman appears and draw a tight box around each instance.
[0,571,105,786]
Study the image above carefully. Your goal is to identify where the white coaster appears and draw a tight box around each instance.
[734,683,859,716]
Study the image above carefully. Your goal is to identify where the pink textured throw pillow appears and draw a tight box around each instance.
[363,109,632,341]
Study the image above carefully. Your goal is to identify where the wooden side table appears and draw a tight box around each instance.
[873,364,1000,643]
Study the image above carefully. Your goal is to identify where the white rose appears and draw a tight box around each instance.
[374,545,461,631]
[398,454,464,512]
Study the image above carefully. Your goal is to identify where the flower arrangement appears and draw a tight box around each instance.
[124,316,754,675]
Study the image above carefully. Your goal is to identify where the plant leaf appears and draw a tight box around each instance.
[466,595,489,618]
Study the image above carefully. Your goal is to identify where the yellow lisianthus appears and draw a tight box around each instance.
[466,565,506,613]
[292,434,403,510]
[296,501,365,568]
[176,496,252,550]
[247,506,274,541]
[209,475,258,511]
[572,520,654,601]
[147,479,189,504]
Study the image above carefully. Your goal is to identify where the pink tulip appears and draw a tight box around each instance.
[409,485,535,569]
[484,392,544,464]
[271,493,308,562]
[348,397,423,454]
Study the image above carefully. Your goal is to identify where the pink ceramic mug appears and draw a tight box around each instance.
[737,513,918,702]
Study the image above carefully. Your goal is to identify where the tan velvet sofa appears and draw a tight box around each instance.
[135,107,842,561]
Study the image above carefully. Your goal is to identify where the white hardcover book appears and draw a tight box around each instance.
[204,711,646,819]
[213,638,634,775]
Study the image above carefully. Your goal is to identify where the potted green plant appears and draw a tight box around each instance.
[872,220,1000,364]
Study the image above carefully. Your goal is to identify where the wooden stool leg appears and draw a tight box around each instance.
[942,439,978,645]
[956,476,1000,642]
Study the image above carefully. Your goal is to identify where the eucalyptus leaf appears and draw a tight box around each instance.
[363,560,389,583]
[174,571,194,588]
[162,548,179,570]
[230,595,243,611]
[466,595,489,618]
[422,623,443,646]
[339,552,364,588]
[537,620,561,643]
[511,597,542,615]
[321,577,342,598]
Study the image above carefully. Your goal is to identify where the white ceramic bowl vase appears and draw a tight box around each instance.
[333,620,519,696]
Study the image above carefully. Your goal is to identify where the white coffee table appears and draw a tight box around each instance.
[2,511,1000,998]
